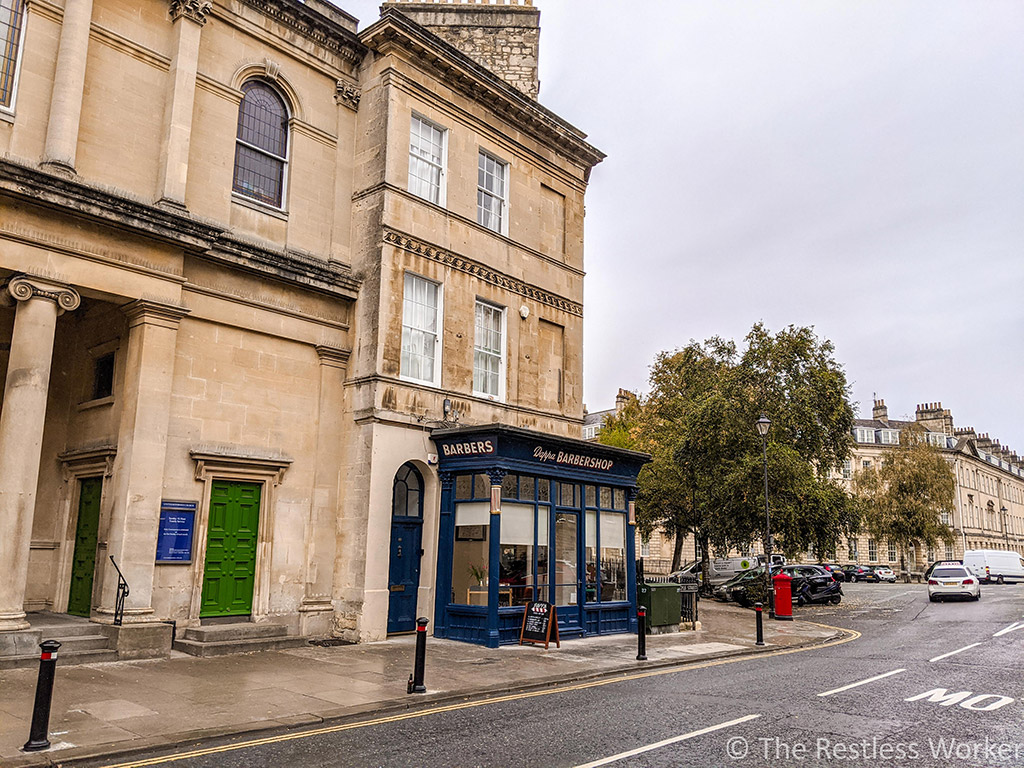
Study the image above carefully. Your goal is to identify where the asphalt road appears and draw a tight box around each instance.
[85,582,1024,768]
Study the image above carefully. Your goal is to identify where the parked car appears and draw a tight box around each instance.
[871,566,897,583]
[817,563,846,582]
[669,557,759,587]
[781,565,843,605]
[963,550,1024,584]
[713,567,773,605]
[842,564,879,583]
[928,565,981,602]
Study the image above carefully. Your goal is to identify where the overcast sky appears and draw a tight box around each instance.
[342,1,1024,451]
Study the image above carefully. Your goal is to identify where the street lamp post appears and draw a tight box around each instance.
[756,415,773,617]
[1001,506,1010,550]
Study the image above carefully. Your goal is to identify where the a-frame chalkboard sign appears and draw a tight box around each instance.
[518,600,560,649]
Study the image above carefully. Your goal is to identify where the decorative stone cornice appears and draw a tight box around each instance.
[169,0,212,25]
[121,299,191,330]
[316,345,351,369]
[383,229,583,317]
[335,80,361,111]
[5,275,81,314]
[239,0,366,64]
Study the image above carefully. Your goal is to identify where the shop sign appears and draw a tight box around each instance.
[518,600,561,649]
[440,439,495,457]
[532,446,614,471]
[155,500,197,563]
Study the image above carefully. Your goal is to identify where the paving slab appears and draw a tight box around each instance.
[0,601,846,767]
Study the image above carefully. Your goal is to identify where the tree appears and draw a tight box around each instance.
[606,324,858,587]
[853,424,956,573]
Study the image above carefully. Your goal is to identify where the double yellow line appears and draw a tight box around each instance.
[103,626,859,767]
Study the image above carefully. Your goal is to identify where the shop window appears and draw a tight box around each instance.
[400,273,442,385]
[520,475,535,501]
[473,473,490,498]
[499,503,539,606]
[538,479,550,503]
[392,463,423,518]
[473,301,505,400]
[585,485,596,507]
[455,474,472,499]
[558,482,577,508]
[91,351,115,400]
[477,150,508,234]
[452,501,490,605]
[600,511,627,601]
[232,80,289,208]
[554,513,577,606]
[600,486,612,508]
[613,488,626,510]
[409,114,446,205]
[501,473,518,500]
[0,0,25,112]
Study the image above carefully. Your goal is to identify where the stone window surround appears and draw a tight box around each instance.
[185,447,292,626]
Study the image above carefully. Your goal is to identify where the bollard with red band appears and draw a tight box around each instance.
[772,571,793,621]
[407,617,429,694]
[23,640,61,752]
[636,606,647,661]
[754,603,765,646]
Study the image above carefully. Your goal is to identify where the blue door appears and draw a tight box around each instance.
[553,481,584,635]
[388,464,425,633]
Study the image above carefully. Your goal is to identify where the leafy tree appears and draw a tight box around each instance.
[853,424,956,573]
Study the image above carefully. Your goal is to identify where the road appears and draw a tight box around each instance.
[84,582,1024,768]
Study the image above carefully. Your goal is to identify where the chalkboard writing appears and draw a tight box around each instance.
[155,501,197,563]
[518,600,560,649]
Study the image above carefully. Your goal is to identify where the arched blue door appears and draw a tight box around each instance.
[387,463,425,633]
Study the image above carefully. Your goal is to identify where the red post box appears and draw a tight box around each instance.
[772,571,793,621]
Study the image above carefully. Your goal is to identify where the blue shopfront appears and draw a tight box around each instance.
[431,424,650,648]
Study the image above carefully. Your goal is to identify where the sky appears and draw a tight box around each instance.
[339,1,1024,451]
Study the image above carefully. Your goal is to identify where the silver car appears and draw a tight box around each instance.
[928,565,981,602]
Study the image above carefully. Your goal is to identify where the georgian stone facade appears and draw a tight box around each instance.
[0,0,602,658]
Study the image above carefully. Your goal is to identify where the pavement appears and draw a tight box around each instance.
[0,601,844,767]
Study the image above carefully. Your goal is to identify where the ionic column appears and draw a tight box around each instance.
[156,0,212,207]
[97,300,188,622]
[299,345,350,635]
[42,0,96,175]
[0,276,80,631]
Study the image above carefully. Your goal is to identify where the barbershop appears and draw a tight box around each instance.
[430,425,650,647]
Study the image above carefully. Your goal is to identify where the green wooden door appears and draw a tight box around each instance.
[200,481,261,617]
[67,477,103,617]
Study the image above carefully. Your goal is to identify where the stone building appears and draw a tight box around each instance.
[0,0,645,662]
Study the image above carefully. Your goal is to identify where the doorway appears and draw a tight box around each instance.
[387,463,424,633]
[67,477,103,617]
[200,480,261,618]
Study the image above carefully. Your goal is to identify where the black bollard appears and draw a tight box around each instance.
[636,606,647,661]
[754,603,764,646]
[23,640,61,752]
[407,617,428,694]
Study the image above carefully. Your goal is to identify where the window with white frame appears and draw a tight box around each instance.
[473,300,505,399]
[842,460,852,480]
[868,539,877,561]
[408,115,446,205]
[856,428,875,443]
[887,541,897,562]
[862,459,871,470]
[400,273,442,385]
[477,151,508,234]
[0,0,25,111]
[881,430,899,445]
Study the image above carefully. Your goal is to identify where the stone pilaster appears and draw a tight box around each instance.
[0,276,80,631]
[156,0,212,207]
[97,300,189,623]
[41,0,96,175]
[299,345,350,636]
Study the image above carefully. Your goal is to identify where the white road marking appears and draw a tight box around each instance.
[571,714,761,768]
[817,669,906,697]
[929,643,982,662]
[993,621,1024,637]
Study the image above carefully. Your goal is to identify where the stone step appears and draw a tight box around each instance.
[172,635,307,658]
[183,622,289,643]
[0,648,118,670]
[33,622,104,640]
[47,634,111,653]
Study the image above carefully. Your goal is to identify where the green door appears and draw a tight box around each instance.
[68,477,103,617]
[200,481,261,617]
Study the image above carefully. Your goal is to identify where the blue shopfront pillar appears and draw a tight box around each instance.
[626,488,639,634]
[486,469,506,649]
[434,472,456,638]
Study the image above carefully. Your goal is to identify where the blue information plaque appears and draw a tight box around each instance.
[156,500,197,563]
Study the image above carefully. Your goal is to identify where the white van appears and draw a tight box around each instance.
[963,550,1024,584]
[671,557,759,586]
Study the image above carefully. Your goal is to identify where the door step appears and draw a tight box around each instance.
[0,612,118,669]
[172,622,306,657]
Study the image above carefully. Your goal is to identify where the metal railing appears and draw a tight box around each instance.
[109,555,129,626]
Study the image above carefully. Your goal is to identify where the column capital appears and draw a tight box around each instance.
[4,275,81,314]
[335,80,361,111]
[315,345,351,369]
[169,0,213,25]
[121,299,190,329]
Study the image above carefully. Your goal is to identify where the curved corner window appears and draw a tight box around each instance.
[232,81,289,208]
[0,0,26,111]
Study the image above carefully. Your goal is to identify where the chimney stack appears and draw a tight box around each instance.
[872,398,888,422]
[614,388,633,414]
[915,401,954,435]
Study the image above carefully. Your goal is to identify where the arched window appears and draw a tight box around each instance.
[392,463,424,518]
[232,80,288,207]
[0,0,26,111]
